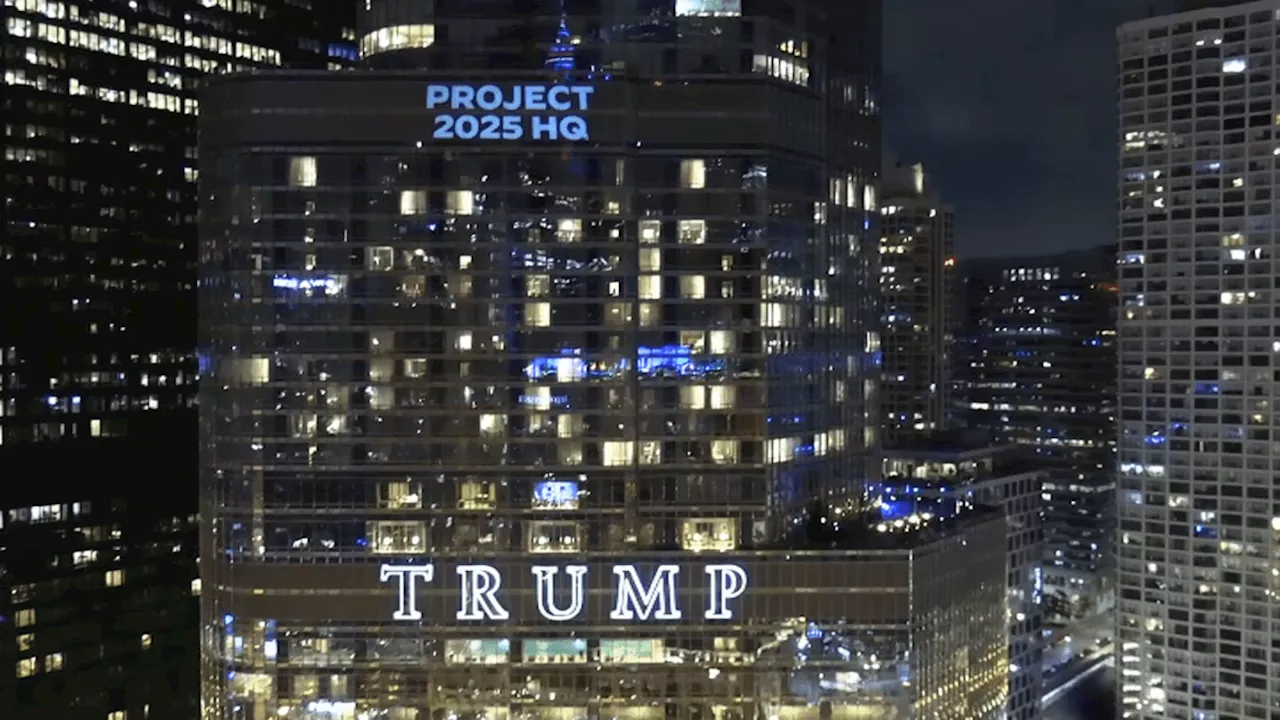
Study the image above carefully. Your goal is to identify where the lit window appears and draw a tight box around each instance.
[368,521,427,554]
[445,190,474,215]
[380,481,422,509]
[525,302,551,327]
[677,219,706,244]
[602,441,634,467]
[681,518,737,551]
[1222,58,1247,73]
[710,439,739,464]
[16,657,38,678]
[141,634,153,650]
[15,609,35,628]
[639,219,661,243]
[288,156,317,187]
[367,246,394,271]
[399,190,427,215]
[458,480,495,510]
[527,521,582,553]
[108,712,127,720]
[359,24,434,58]
[680,159,706,189]
[557,218,582,242]
[680,275,706,299]
[639,275,662,300]
[105,570,125,587]
[45,653,63,671]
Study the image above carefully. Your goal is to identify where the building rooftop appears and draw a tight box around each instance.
[770,501,1006,553]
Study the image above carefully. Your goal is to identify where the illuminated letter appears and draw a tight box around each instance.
[559,116,588,141]
[546,86,572,111]
[502,86,523,111]
[530,115,558,140]
[569,85,595,110]
[475,85,503,110]
[450,85,476,109]
[524,85,548,110]
[531,565,588,621]
[704,564,748,620]
[380,563,434,621]
[610,565,681,621]
[426,85,449,109]
[456,565,509,621]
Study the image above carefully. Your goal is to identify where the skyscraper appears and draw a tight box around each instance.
[959,247,1117,622]
[192,1,1005,718]
[879,161,954,444]
[882,438,1046,720]
[1117,2,1280,717]
[1,2,353,717]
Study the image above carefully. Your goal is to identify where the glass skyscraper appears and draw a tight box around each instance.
[2,2,352,718]
[194,2,1015,719]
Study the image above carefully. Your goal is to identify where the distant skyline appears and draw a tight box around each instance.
[884,0,1146,257]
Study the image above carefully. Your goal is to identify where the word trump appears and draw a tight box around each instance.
[379,563,748,623]
[426,83,595,142]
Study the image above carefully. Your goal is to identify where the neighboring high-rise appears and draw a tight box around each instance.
[879,160,955,444]
[1,2,354,717]
[1117,2,1280,718]
[195,2,1018,719]
[959,247,1118,622]
[882,438,1046,720]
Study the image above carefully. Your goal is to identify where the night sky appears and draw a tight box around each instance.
[883,0,1156,258]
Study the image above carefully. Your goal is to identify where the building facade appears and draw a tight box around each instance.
[199,1,885,718]
[1117,2,1280,718]
[958,247,1117,621]
[879,161,954,444]
[0,434,200,719]
[1,0,354,448]
[881,440,1045,720]
[2,1,353,716]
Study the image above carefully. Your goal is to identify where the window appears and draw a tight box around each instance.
[680,275,706,299]
[528,520,582,553]
[445,190,474,215]
[600,638,664,663]
[368,521,426,554]
[680,159,706,189]
[525,302,551,327]
[17,634,34,652]
[141,634,153,650]
[288,156,317,187]
[602,441,634,466]
[639,276,662,300]
[15,609,35,628]
[710,439,739,464]
[681,518,737,551]
[108,712,127,720]
[380,481,422,509]
[45,653,63,671]
[399,190,427,215]
[522,638,588,664]
[458,480,495,510]
[359,23,434,57]
[16,657,38,678]
[443,638,508,665]
[105,570,125,587]
[639,219,661,243]
[678,219,706,244]
[557,218,582,242]
[367,246,394,271]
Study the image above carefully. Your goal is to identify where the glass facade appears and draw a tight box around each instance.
[958,247,1118,622]
[199,1,889,717]
[878,163,954,445]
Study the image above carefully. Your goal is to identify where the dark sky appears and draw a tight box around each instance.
[883,0,1148,258]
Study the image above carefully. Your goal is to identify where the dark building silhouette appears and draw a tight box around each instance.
[957,246,1117,621]
[1,2,353,716]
